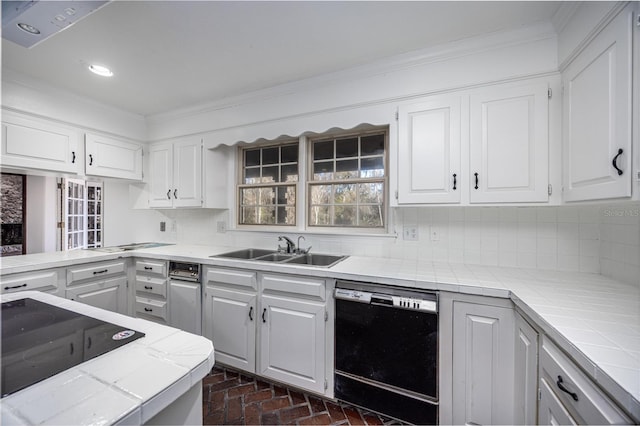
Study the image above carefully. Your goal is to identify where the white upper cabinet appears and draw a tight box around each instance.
[469,82,549,203]
[148,137,202,208]
[1,111,80,174]
[562,8,633,202]
[397,95,462,204]
[85,133,143,180]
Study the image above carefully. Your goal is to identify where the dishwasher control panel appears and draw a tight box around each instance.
[335,287,437,313]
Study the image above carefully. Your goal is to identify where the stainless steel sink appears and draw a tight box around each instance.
[211,248,347,268]
[284,253,347,267]
[211,248,276,260]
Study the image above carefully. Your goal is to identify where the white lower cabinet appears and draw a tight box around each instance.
[204,267,327,395]
[66,260,128,315]
[134,258,168,324]
[514,313,539,425]
[538,336,631,425]
[452,299,516,425]
[1,268,65,297]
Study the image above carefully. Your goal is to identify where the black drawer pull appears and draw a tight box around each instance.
[262,308,267,323]
[4,283,27,290]
[72,151,76,164]
[474,172,479,190]
[144,307,153,312]
[89,154,93,166]
[93,269,108,275]
[144,285,153,290]
[174,189,178,199]
[70,342,74,355]
[144,266,153,270]
[453,173,457,190]
[167,189,171,199]
[87,337,92,349]
[557,375,578,401]
[249,306,254,321]
[612,148,624,175]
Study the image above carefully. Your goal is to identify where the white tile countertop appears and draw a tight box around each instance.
[1,244,638,421]
[0,291,215,425]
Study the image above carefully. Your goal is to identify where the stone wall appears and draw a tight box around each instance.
[1,173,25,255]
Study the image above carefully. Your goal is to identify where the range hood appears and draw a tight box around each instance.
[2,1,110,48]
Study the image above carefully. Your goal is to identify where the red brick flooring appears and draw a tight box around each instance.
[202,366,402,425]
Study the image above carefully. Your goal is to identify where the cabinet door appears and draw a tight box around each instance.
[538,377,578,426]
[397,95,462,204]
[173,138,202,208]
[169,280,202,335]
[470,83,549,203]
[452,301,515,425]
[66,276,127,315]
[85,133,143,180]
[148,142,174,208]
[1,112,79,173]
[514,314,539,425]
[259,294,325,394]
[562,10,633,201]
[205,287,256,372]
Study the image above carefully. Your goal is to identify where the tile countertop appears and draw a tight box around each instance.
[0,291,215,425]
[1,244,639,421]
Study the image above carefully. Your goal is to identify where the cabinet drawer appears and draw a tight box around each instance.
[1,270,59,293]
[135,276,167,298]
[135,297,167,321]
[540,336,631,424]
[206,267,256,290]
[67,260,126,285]
[261,274,325,300]
[135,259,167,276]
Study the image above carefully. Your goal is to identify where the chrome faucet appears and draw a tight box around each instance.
[296,236,311,254]
[278,235,296,254]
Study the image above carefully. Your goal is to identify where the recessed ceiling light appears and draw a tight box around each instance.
[17,23,40,35]
[88,64,114,77]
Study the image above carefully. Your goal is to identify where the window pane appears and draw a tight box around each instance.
[258,187,276,204]
[336,137,358,158]
[281,164,298,182]
[335,205,357,226]
[359,205,384,227]
[277,186,288,205]
[314,141,334,160]
[360,157,385,178]
[358,183,383,204]
[262,166,278,183]
[313,161,334,180]
[245,149,261,167]
[361,134,385,156]
[336,159,358,179]
[242,188,258,204]
[310,185,331,205]
[241,206,257,224]
[334,184,356,204]
[96,217,101,230]
[277,206,296,225]
[309,206,331,226]
[281,145,298,163]
[244,167,260,184]
[262,147,279,165]
[257,207,276,224]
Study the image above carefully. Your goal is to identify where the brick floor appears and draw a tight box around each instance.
[202,366,403,425]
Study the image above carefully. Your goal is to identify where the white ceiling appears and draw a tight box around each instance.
[2,1,564,117]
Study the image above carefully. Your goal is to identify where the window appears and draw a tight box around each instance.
[309,131,386,228]
[62,179,103,250]
[239,143,298,225]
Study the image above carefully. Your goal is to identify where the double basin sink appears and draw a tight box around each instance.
[211,248,347,268]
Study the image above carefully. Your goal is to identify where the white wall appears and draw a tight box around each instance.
[25,175,57,253]
[600,202,640,286]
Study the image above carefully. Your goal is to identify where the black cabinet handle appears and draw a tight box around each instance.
[93,269,108,275]
[249,306,254,321]
[144,266,152,270]
[144,307,153,312]
[87,337,92,349]
[4,283,27,290]
[167,189,171,200]
[70,342,74,355]
[72,151,76,164]
[89,154,93,166]
[556,375,578,401]
[262,308,267,323]
[144,285,153,290]
[453,173,457,190]
[612,148,624,176]
[474,172,479,190]
[174,189,178,199]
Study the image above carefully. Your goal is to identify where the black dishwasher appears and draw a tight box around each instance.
[335,280,438,424]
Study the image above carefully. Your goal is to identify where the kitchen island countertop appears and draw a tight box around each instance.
[0,291,214,425]
[1,244,638,421]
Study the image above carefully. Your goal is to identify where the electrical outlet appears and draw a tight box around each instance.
[403,226,419,241]
[216,221,227,233]
[430,226,439,241]
[160,221,166,232]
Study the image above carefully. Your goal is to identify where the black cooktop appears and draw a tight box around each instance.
[1,298,145,397]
